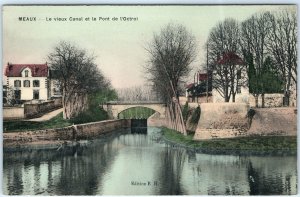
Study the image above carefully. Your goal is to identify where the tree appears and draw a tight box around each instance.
[207,18,245,102]
[48,41,108,119]
[4,86,16,106]
[240,12,273,107]
[145,23,197,135]
[116,85,160,102]
[267,10,297,106]
[244,51,260,107]
[246,52,284,107]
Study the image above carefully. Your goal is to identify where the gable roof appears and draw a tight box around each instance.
[216,52,245,65]
[5,63,48,77]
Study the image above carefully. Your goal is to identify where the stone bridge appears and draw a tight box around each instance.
[103,101,166,119]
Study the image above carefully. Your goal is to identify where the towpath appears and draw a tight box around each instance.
[27,108,63,122]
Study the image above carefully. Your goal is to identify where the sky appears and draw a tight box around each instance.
[2,5,296,89]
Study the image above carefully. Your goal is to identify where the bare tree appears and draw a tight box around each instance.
[48,41,107,119]
[207,18,245,102]
[267,10,297,106]
[240,12,273,107]
[145,23,197,135]
[117,85,160,102]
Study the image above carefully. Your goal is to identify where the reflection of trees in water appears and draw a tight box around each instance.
[3,137,121,195]
[5,163,24,195]
[247,160,286,195]
[157,146,187,195]
[55,139,120,195]
[119,132,153,148]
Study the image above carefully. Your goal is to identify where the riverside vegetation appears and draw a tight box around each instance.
[3,90,117,132]
[162,127,297,152]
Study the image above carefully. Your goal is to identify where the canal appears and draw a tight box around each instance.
[3,127,297,195]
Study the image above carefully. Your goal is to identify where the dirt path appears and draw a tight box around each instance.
[27,108,63,122]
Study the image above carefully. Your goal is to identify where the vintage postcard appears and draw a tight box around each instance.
[2,5,297,195]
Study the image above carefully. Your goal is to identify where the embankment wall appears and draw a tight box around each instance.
[4,98,62,120]
[3,107,25,120]
[194,103,297,140]
[194,103,249,140]
[3,119,131,147]
[247,108,297,136]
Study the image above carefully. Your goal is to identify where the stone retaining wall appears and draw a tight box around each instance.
[3,98,63,120]
[249,94,284,108]
[194,103,249,140]
[147,112,165,127]
[247,107,296,136]
[3,119,131,146]
[24,98,62,119]
[3,107,25,120]
[194,103,296,140]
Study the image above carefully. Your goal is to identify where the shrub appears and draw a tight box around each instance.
[247,108,256,127]
[182,101,189,122]
[190,105,201,124]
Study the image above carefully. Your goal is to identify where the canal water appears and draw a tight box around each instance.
[3,127,297,195]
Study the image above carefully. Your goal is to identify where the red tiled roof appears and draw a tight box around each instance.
[216,52,245,65]
[5,63,48,77]
[198,73,208,81]
[186,83,194,89]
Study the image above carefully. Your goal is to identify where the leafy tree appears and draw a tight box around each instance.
[181,101,189,124]
[71,89,117,124]
[4,86,16,106]
[190,106,201,124]
[48,41,110,119]
[246,52,283,107]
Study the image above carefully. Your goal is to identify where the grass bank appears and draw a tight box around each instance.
[162,127,297,151]
[3,112,72,132]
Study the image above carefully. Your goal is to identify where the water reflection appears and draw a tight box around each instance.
[3,127,297,195]
[157,146,187,195]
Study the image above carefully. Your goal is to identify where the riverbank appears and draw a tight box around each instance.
[162,127,297,154]
[3,112,72,132]
[3,119,131,149]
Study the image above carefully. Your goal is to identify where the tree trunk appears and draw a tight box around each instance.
[232,92,236,103]
[261,93,265,108]
[254,95,259,108]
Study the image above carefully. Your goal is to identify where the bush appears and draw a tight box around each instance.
[247,108,256,127]
[71,89,117,124]
[190,105,201,124]
[182,101,189,122]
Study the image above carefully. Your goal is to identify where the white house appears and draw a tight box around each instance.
[211,52,250,103]
[5,63,57,101]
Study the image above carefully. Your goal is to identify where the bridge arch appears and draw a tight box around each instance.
[104,102,166,119]
[118,106,159,119]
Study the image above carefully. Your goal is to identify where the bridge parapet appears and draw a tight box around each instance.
[104,101,166,119]
[106,101,166,105]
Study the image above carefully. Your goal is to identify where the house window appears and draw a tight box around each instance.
[33,80,40,87]
[237,69,241,79]
[25,70,29,77]
[33,90,39,99]
[237,85,242,94]
[24,80,30,87]
[14,80,21,87]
